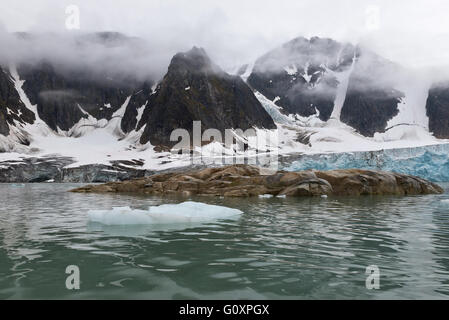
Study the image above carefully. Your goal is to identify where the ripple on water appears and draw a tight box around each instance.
[0,183,449,299]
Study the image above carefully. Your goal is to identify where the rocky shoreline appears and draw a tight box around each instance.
[71,164,443,197]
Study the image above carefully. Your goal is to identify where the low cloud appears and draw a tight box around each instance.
[38,89,82,102]
[1,0,449,86]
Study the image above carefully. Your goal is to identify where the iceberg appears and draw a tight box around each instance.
[284,143,449,182]
[87,201,243,226]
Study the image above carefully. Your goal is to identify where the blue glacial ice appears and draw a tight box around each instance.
[283,143,449,182]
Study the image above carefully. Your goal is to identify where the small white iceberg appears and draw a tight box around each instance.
[88,201,243,226]
[258,194,274,199]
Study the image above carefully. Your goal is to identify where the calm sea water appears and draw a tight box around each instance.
[1,183,449,299]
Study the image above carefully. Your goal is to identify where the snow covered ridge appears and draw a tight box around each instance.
[88,201,243,225]
[1,35,449,178]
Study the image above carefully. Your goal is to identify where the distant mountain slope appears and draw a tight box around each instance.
[17,61,139,132]
[248,36,406,137]
[248,37,356,122]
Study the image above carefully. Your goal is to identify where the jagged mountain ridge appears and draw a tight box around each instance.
[1,32,449,159]
[0,34,277,153]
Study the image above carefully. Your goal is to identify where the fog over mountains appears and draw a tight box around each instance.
[0,29,449,182]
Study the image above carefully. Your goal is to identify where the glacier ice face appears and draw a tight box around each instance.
[88,201,243,226]
[284,143,449,182]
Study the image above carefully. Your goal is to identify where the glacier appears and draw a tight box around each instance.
[283,143,449,182]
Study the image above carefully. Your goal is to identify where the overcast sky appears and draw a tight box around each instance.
[1,0,449,71]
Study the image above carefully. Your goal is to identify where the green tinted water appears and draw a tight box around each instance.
[1,183,448,299]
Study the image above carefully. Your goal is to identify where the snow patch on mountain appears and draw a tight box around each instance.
[329,53,357,121]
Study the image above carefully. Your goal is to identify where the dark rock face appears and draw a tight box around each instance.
[340,88,402,137]
[426,84,449,138]
[7,32,154,133]
[138,47,276,147]
[340,52,404,136]
[121,84,152,134]
[0,67,35,138]
[71,164,443,197]
[248,37,356,121]
[18,62,140,132]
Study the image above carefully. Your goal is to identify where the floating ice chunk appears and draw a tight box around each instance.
[88,201,242,225]
[259,194,274,198]
[277,195,286,198]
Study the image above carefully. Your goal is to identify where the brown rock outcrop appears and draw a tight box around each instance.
[70,164,443,197]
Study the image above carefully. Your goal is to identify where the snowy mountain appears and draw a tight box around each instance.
[247,36,407,137]
[1,33,449,182]
[137,47,275,147]
[244,36,449,152]
[248,36,356,122]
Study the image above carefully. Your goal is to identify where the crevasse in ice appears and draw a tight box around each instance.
[284,143,449,182]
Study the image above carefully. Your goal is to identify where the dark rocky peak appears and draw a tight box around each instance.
[248,35,407,137]
[248,36,357,122]
[137,47,276,147]
[168,46,222,76]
